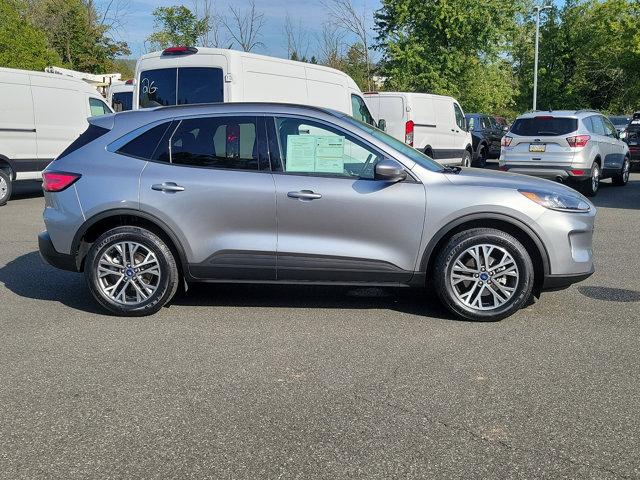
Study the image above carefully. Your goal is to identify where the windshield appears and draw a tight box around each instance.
[342,115,444,172]
[609,116,629,127]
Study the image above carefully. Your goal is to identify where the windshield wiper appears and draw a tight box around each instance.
[442,165,462,174]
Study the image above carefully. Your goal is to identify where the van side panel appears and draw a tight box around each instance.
[304,67,350,113]
[0,70,37,171]
[30,75,87,162]
[378,96,406,142]
[241,56,308,105]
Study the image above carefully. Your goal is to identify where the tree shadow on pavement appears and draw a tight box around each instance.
[578,286,640,302]
[0,251,103,314]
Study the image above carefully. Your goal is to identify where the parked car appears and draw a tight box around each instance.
[499,110,630,196]
[608,115,630,139]
[0,67,112,205]
[493,115,509,132]
[38,103,595,321]
[107,80,134,112]
[133,46,376,127]
[364,91,473,166]
[625,113,640,167]
[465,113,505,167]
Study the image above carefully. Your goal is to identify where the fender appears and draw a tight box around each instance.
[419,212,551,276]
[0,154,16,180]
[71,208,189,273]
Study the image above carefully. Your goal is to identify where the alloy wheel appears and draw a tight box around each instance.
[96,241,162,305]
[623,160,630,183]
[0,176,7,202]
[449,244,519,311]
[592,164,600,192]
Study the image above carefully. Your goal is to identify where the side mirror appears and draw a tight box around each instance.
[374,159,407,183]
[378,118,387,131]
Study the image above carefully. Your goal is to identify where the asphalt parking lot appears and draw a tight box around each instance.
[1,176,639,479]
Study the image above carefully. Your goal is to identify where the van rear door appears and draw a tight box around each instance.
[137,52,228,108]
[378,95,406,143]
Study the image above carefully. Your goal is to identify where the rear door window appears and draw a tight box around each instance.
[117,122,175,160]
[510,117,578,136]
[590,116,606,136]
[169,116,259,170]
[139,67,224,108]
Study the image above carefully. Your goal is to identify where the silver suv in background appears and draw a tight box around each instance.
[39,103,595,321]
[500,111,630,196]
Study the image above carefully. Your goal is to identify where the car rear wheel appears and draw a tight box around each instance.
[473,145,487,168]
[612,157,630,186]
[433,228,534,322]
[85,226,179,316]
[579,162,600,197]
[0,170,11,206]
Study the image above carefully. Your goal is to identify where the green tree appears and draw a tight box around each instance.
[374,0,525,115]
[147,6,209,50]
[0,1,61,70]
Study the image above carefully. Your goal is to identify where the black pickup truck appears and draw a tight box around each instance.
[465,113,505,167]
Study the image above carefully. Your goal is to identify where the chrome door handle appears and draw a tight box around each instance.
[287,190,322,200]
[151,182,185,193]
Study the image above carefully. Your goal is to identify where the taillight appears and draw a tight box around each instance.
[162,46,198,56]
[566,135,590,148]
[499,165,509,171]
[42,172,81,192]
[405,120,414,146]
[501,135,512,147]
[125,79,134,85]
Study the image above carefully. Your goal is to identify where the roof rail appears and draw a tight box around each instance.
[575,109,599,114]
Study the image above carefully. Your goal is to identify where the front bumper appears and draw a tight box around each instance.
[542,267,594,291]
[38,231,77,272]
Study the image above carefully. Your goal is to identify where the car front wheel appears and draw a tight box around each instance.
[433,228,534,321]
[85,226,179,316]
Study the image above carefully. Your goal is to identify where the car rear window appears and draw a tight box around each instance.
[139,67,223,108]
[112,92,132,112]
[57,125,109,160]
[510,117,578,136]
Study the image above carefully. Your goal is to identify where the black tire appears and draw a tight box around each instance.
[579,161,600,197]
[433,228,534,322]
[461,149,472,167]
[612,157,630,186]
[0,170,12,206]
[473,144,487,168]
[85,226,179,316]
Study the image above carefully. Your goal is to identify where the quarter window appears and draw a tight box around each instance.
[169,116,259,170]
[351,94,375,126]
[454,103,466,130]
[269,117,380,179]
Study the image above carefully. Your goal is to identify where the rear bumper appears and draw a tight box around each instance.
[542,267,594,291]
[500,164,591,181]
[38,231,77,272]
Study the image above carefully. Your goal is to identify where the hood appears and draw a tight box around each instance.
[444,167,588,198]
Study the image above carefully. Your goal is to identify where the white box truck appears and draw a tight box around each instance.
[133,47,376,127]
[364,91,473,166]
[0,67,112,205]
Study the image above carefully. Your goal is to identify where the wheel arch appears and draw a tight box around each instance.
[72,209,188,276]
[420,213,550,296]
[0,154,15,181]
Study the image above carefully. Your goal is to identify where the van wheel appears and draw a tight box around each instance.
[85,226,179,316]
[461,150,472,167]
[579,162,600,197]
[473,145,487,168]
[612,157,630,186]
[0,170,11,206]
[433,228,534,322]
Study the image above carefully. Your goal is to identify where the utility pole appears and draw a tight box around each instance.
[533,4,552,111]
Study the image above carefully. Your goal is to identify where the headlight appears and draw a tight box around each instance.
[519,189,591,212]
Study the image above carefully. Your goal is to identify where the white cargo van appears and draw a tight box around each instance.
[134,47,376,126]
[364,91,473,166]
[107,80,134,112]
[0,67,112,204]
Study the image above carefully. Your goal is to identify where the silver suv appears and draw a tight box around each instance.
[500,110,631,196]
[39,103,596,321]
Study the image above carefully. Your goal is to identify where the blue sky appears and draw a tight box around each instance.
[103,0,382,59]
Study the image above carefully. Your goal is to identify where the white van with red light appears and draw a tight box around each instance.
[499,110,630,197]
[133,47,376,127]
[363,91,473,166]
